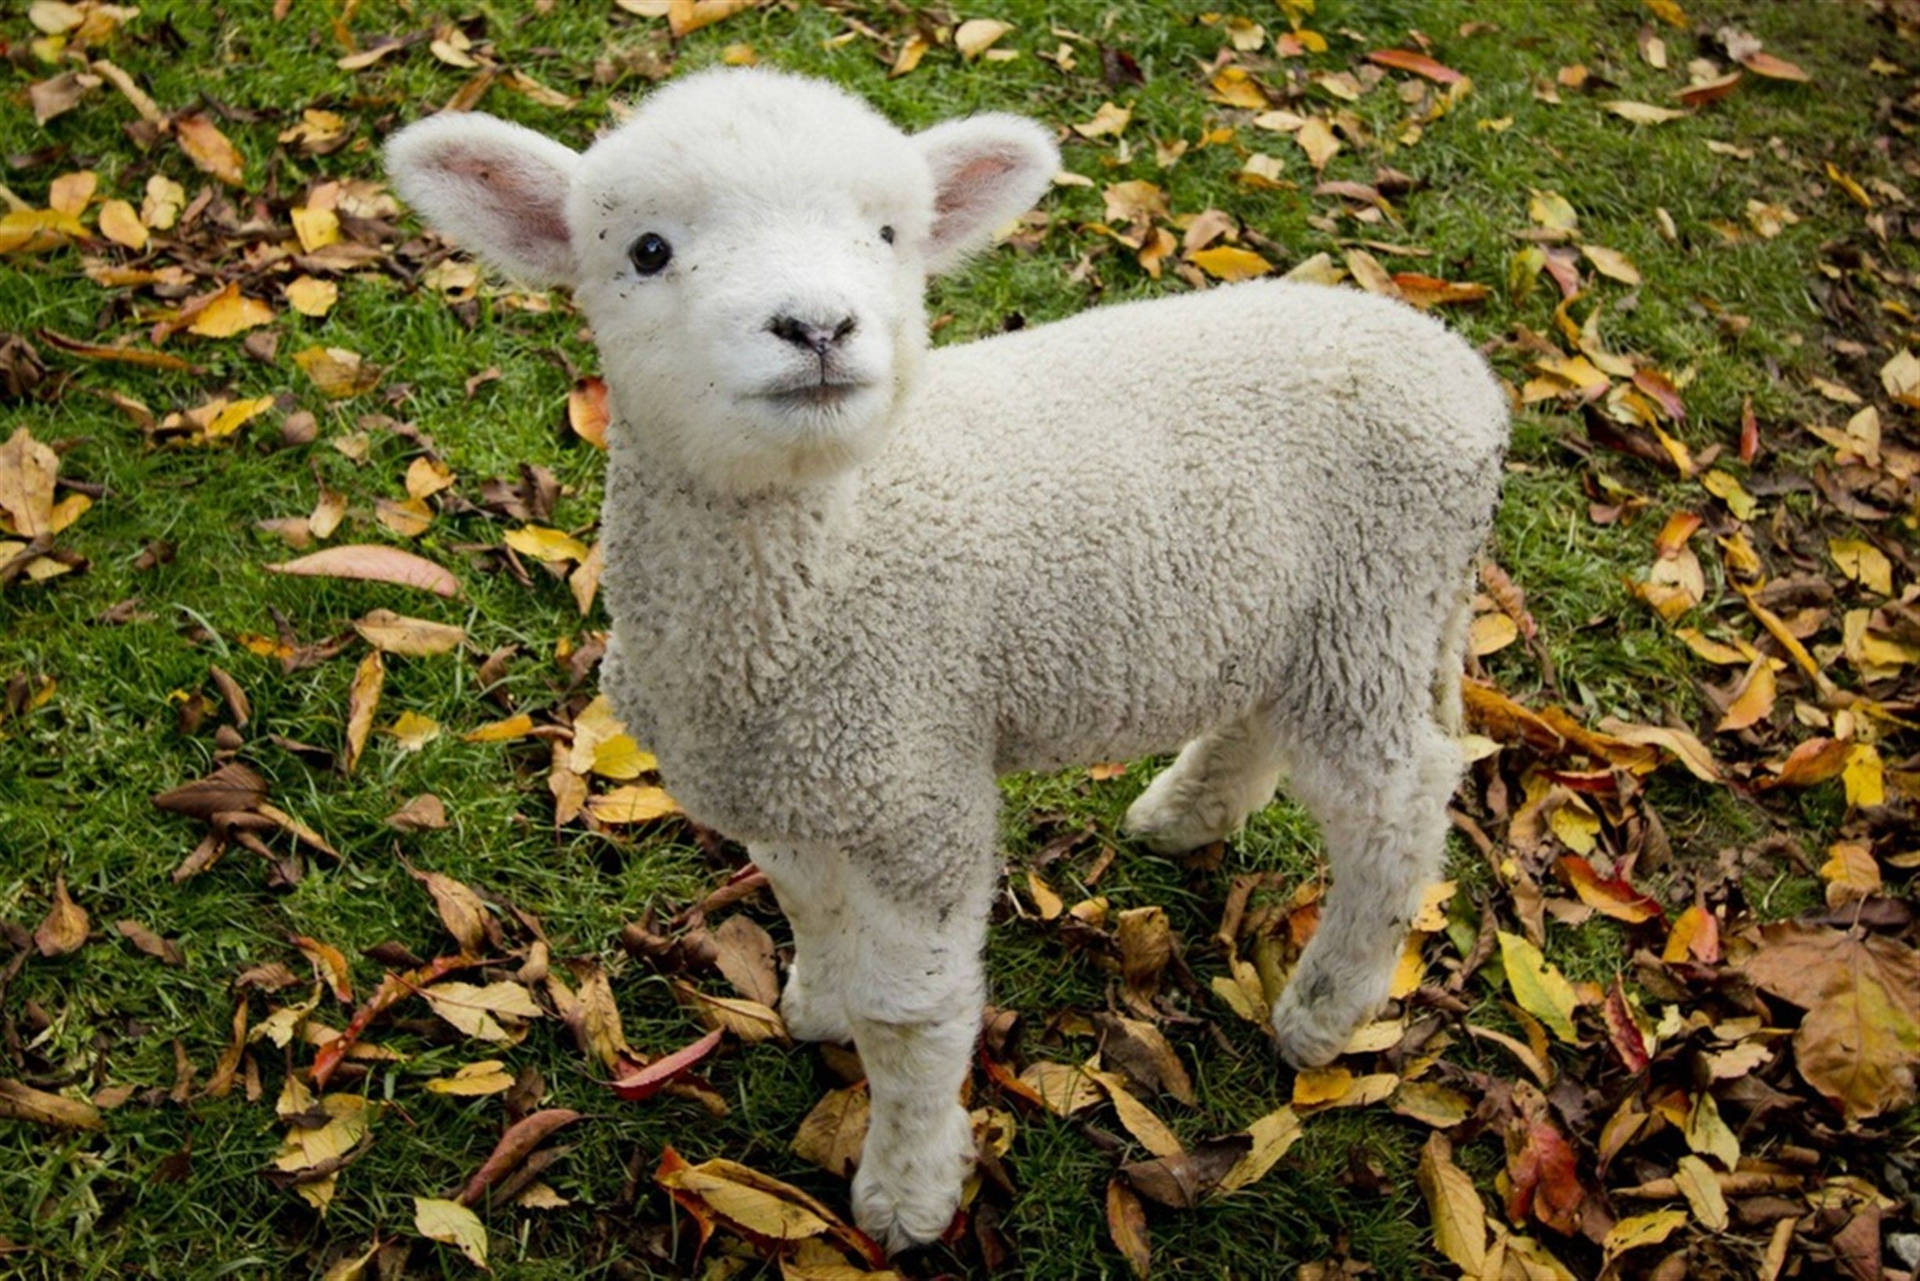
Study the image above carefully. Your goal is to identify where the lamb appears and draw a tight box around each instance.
[385,66,1509,1252]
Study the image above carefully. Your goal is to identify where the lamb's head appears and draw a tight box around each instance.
[386,68,1057,491]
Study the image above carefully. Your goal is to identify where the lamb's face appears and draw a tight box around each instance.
[566,79,935,489]
[385,68,1059,492]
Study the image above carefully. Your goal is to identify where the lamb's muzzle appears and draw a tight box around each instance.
[386,65,1510,1254]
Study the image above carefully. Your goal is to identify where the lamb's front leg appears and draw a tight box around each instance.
[754,844,852,1044]
[840,829,995,1253]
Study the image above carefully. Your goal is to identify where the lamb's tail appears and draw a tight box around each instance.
[1432,568,1474,736]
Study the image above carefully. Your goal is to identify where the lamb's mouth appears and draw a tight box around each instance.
[755,380,871,409]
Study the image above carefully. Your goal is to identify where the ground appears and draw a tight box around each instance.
[1,1,1917,1279]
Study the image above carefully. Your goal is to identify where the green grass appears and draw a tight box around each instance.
[1,1,1905,1277]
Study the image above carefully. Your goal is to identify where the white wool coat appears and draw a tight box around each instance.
[600,278,1508,908]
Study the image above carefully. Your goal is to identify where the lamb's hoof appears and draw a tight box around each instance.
[1270,985,1354,1071]
[1122,786,1228,856]
[851,1106,971,1254]
[780,969,852,1044]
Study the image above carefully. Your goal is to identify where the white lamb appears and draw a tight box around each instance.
[387,67,1508,1251]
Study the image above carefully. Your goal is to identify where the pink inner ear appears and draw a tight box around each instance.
[935,149,1021,218]
[442,145,568,253]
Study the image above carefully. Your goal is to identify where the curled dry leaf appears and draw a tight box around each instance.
[410,866,491,955]
[386,792,448,830]
[116,919,185,965]
[152,761,269,819]
[1106,1178,1151,1279]
[711,914,779,1007]
[0,1079,103,1130]
[454,1107,583,1205]
[174,113,245,185]
[790,1082,869,1178]
[343,650,384,773]
[611,1028,724,1103]
[34,874,90,957]
[266,545,459,597]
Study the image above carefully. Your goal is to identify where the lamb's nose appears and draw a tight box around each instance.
[768,313,857,356]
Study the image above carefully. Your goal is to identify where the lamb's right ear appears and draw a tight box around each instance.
[384,113,581,287]
[913,113,1059,274]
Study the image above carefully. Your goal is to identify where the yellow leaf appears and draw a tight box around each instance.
[291,205,340,253]
[413,1197,488,1269]
[658,1159,835,1239]
[1604,1209,1687,1260]
[97,198,147,250]
[1295,117,1340,170]
[1829,538,1893,596]
[354,610,466,656]
[1292,1065,1353,1106]
[1582,244,1641,285]
[955,18,1011,59]
[1468,612,1518,656]
[142,175,185,230]
[504,525,591,564]
[1682,1091,1739,1169]
[293,346,381,399]
[1215,1106,1301,1192]
[1497,930,1579,1043]
[1207,66,1269,109]
[387,711,442,752]
[1843,742,1885,809]
[344,650,384,773]
[888,33,928,78]
[187,284,275,338]
[0,207,88,254]
[286,275,338,317]
[1417,1133,1487,1273]
[1603,100,1689,124]
[1673,1154,1729,1231]
[1187,245,1272,282]
[1700,469,1757,520]
[1528,189,1579,234]
[463,713,535,744]
[1714,658,1775,733]
[205,395,275,440]
[587,784,679,824]
[1020,1059,1104,1116]
[424,1059,514,1096]
[1073,100,1132,139]
[175,112,245,186]
[1820,840,1880,908]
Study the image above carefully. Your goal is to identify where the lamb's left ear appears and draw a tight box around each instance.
[914,113,1059,274]
[384,112,581,287]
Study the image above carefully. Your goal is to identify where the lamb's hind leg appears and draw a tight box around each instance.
[1270,720,1460,1068]
[1122,707,1286,854]
[754,843,852,1044]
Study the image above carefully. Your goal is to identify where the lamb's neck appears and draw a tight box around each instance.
[603,444,857,626]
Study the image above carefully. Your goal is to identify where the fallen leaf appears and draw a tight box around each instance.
[343,650,384,773]
[1558,856,1664,924]
[588,784,679,823]
[422,980,542,1044]
[455,1107,583,1206]
[426,1059,515,1096]
[1366,48,1463,83]
[1498,930,1579,1043]
[173,113,245,185]
[34,875,88,957]
[464,713,535,744]
[354,610,466,656]
[504,525,591,564]
[286,276,338,317]
[1714,658,1776,732]
[612,1029,725,1103]
[1418,1132,1486,1273]
[955,18,1012,60]
[292,346,381,399]
[567,378,609,449]
[116,919,185,965]
[1604,100,1689,124]
[410,867,490,955]
[1743,923,1920,1120]
[1106,1178,1150,1278]
[266,545,459,597]
[1186,245,1271,282]
[790,1083,869,1178]
[0,1079,103,1130]
[414,1197,488,1270]
[386,791,448,828]
[1216,1106,1301,1191]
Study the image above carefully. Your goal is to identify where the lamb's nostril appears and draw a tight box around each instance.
[769,314,857,355]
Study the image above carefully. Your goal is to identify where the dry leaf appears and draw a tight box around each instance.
[414,1197,488,1269]
[266,545,459,597]
[34,875,89,957]
[175,113,245,185]
[343,650,383,773]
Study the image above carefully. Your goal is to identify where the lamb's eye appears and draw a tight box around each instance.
[629,232,673,275]
[879,225,895,245]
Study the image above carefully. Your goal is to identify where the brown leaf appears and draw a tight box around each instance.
[0,427,59,539]
[1366,48,1464,83]
[1714,658,1776,732]
[266,545,459,597]
[115,919,184,965]
[1106,1178,1151,1278]
[0,1079,103,1130]
[291,935,354,1002]
[174,113,245,185]
[152,762,267,820]
[1120,1135,1251,1208]
[455,1108,583,1206]
[1093,1013,1195,1105]
[711,914,779,1007]
[674,981,786,1043]
[1116,906,1173,1001]
[410,867,490,955]
[1742,923,1920,1120]
[34,875,89,957]
[386,793,448,831]
[343,650,383,773]
[790,1083,869,1179]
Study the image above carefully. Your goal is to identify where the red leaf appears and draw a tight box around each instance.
[1558,856,1665,925]
[1505,1118,1584,1235]
[455,1108,583,1205]
[609,1029,723,1101]
[1604,977,1651,1074]
[1366,48,1464,83]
